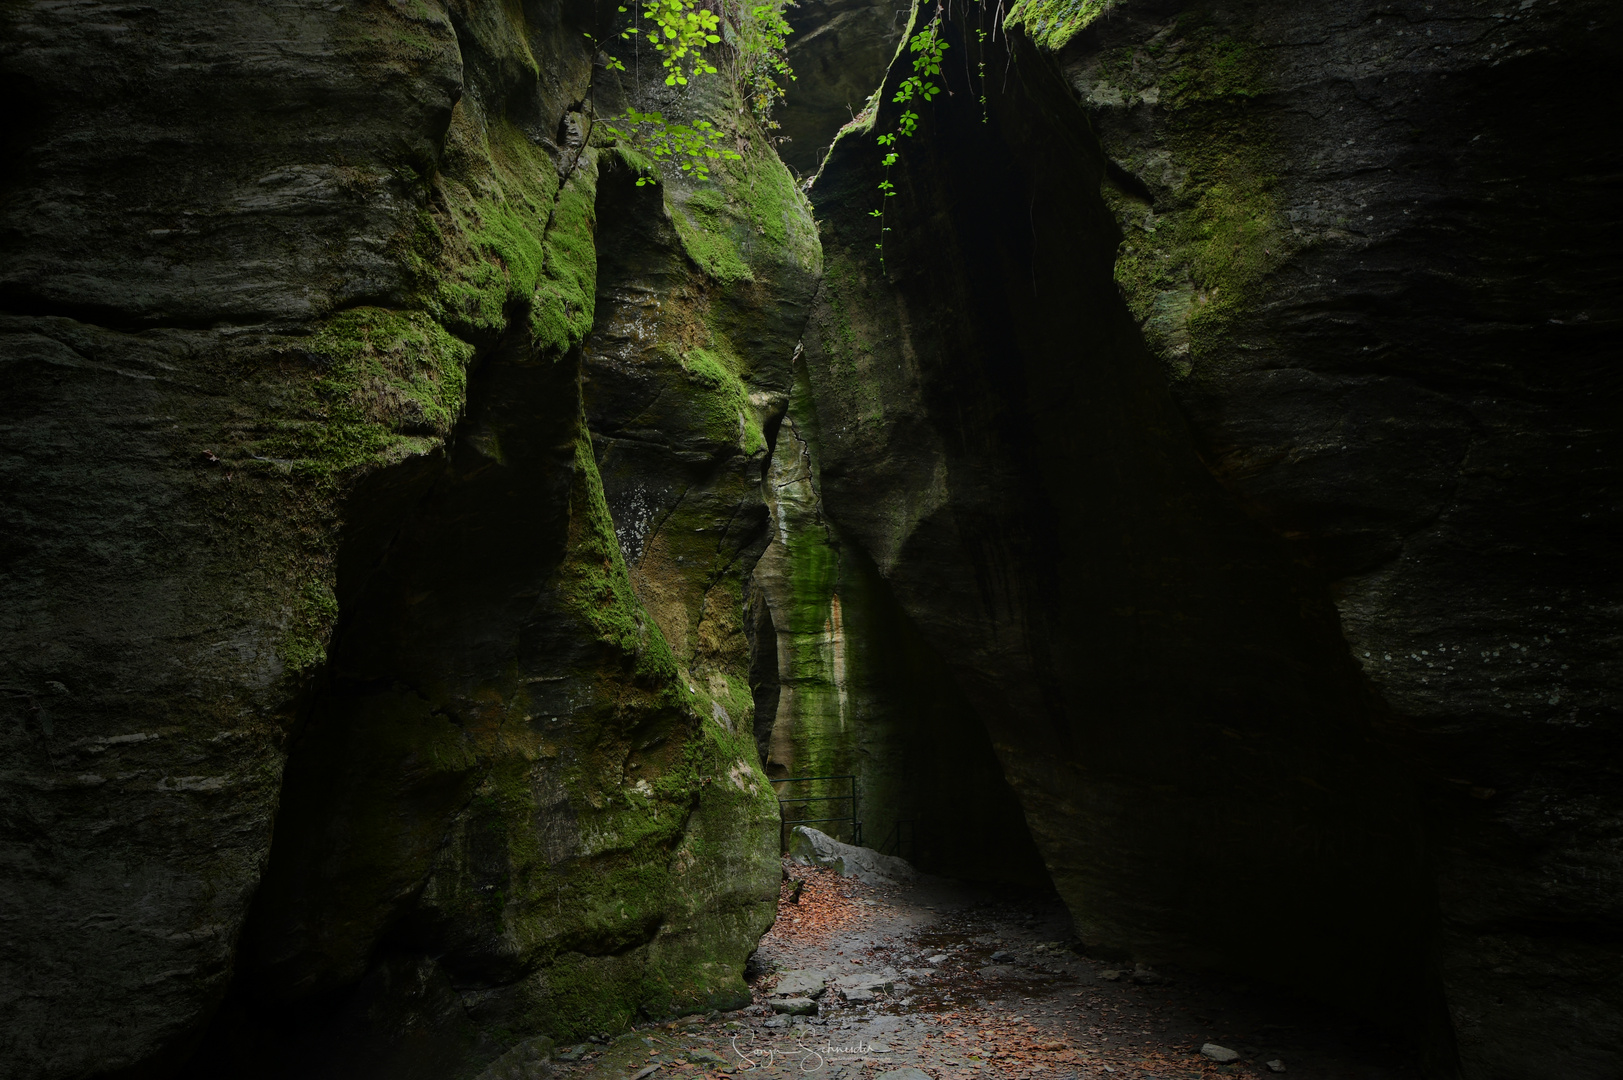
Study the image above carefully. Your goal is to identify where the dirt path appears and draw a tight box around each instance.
[563,863,1423,1080]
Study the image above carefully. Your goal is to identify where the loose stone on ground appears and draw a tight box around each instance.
[559,858,1421,1079]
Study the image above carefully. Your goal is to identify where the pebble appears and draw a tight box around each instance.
[1202,1043,1241,1063]
[1266,1060,1287,1072]
[771,997,818,1015]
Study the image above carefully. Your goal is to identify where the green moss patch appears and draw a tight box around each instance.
[422,114,598,353]
[680,347,765,453]
[1005,0,1117,52]
[280,578,340,672]
[672,191,756,285]
[1094,23,1288,377]
[561,424,687,691]
[248,307,473,483]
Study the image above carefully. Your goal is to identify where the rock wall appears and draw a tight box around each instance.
[1062,3,1623,1077]
[3,0,1616,1076]
[798,0,1620,1075]
[749,359,1052,884]
[775,0,910,177]
[0,2,812,1077]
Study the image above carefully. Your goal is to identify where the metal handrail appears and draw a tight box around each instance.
[770,774,860,851]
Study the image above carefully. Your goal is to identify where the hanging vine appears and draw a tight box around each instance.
[871,0,1008,267]
[584,0,797,186]
[870,7,948,267]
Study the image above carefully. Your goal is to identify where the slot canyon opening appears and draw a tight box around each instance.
[161,19,1455,1077]
[751,535,1055,891]
[177,144,1057,1078]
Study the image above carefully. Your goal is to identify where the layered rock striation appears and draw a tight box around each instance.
[0,1,813,1077]
[1060,5,1623,1076]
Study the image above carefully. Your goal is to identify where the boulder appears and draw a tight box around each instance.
[787,826,918,884]
[474,1036,556,1080]
[976,965,1042,981]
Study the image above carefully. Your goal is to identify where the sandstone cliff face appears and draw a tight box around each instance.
[0,2,811,1077]
[3,0,1616,1075]
[1066,4,1622,1076]
[748,360,1051,883]
[805,9,1437,1042]
[798,0,1620,1076]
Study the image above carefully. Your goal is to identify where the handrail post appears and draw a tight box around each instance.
[769,774,862,851]
[851,775,859,845]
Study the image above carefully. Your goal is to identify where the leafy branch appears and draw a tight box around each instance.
[735,1,797,127]
[583,0,797,186]
[871,10,948,268]
[601,109,740,184]
[620,0,723,87]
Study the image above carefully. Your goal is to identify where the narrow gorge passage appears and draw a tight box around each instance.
[1,1,1617,1079]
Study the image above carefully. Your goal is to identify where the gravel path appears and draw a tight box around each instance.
[562,863,1423,1080]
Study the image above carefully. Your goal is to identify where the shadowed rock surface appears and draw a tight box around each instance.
[799,1,1622,1077]
[1060,5,1623,1077]
[775,0,909,177]
[805,8,1440,1054]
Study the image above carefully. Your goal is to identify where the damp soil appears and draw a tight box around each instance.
[562,863,1423,1079]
